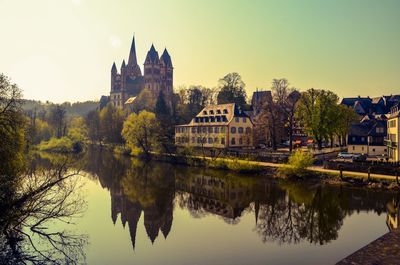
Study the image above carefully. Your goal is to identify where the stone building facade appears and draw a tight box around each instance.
[175,103,254,148]
[109,36,173,109]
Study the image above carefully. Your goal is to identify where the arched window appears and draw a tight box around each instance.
[238,127,244,133]
[231,127,236,134]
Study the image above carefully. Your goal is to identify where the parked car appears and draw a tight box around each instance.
[352,154,367,162]
[376,154,389,162]
[258,144,267,149]
[337,152,354,159]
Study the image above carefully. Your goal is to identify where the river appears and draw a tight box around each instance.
[26,148,400,264]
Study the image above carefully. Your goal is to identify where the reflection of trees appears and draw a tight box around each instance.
[256,182,397,246]
[0,161,87,265]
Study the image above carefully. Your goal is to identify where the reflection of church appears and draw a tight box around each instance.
[110,187,173,249]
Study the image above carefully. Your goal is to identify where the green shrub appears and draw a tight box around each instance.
[279,150,314,177]
[226,159,263,173]
[38,137,73,153]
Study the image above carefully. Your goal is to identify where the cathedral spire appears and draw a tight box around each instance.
[128,35,138,66]
[111,62,117,72]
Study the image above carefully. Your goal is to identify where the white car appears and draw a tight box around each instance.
[337,152,354,159]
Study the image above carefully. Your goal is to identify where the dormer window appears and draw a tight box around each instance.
[210,117,215,122]
[217,109,221,114]
[210,110,214,115]
[223,109,228,114]
[216,116,221,122]
[203,111,207,115]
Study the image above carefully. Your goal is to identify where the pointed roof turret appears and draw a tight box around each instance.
[128,35,138,66]
[111,62,117,73]
[144,44,160,64]
[160,48,173,67]
[121,60,126,69]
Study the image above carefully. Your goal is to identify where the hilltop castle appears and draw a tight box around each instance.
[109,35,173,109]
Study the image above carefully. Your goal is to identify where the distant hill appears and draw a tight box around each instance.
[22,99,99,117]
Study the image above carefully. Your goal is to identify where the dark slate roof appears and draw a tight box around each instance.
[233,104,250,118]
[128,35,138,66]
[341,95,400,115]
[348,119,387,137]
[160,49,173,67]
[145,44,159,64]
[111,62,117,72]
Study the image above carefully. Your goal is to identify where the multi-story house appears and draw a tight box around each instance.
[347,115,387,156]
[387,104,400,161]
[175,103,254,148]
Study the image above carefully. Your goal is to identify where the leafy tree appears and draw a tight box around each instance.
[155,92,175,154]
[48,104,67,138]
[122,110,160,157]
[296,89,339,149]
[85,109,101,143]
[217,72,247,108]
[334,105,359,146]
[271,79,301,152]
[99,104,124,144]
[129,88,156,113]
[0,74,25,179]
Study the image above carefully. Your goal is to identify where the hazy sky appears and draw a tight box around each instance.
[1,0,399,102]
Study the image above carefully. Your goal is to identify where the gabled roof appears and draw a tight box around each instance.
[348,119,386,137]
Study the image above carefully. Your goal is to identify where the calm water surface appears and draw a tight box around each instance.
[34,149,399,265]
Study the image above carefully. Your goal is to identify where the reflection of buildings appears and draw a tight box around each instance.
[175,174,261,220]
[386,197,400,231]
[81,148,400,250]
[110,186,173,249]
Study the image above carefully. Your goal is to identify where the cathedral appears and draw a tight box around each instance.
[109,35,173,109]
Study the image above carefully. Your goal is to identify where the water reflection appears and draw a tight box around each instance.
[79,147,399,252]
[0,157,87,265]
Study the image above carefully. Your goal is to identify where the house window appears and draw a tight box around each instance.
[210,116,215,122]
[203,111,207,115]
[223,109,228,114]
[215,127,219,133]
[197,137,201,143]
[361,137,365,142]
[192,127,196,133]
[210,110,214,114]
[362,146,364,151]
[221,138,225,144]
[238,127,244,133]
[352,146,355,151]
[192,137,195,143]
[372,148,375,152]
[217,109,221,114]
[216,116,221,122]
[208,138,213,144]
[235,117,240,122]
[202,127,207,133]
[246,127,251,134]
[352,137,356,142]
[243,117,246,123]
[231,138,236,145]
[231,127,236,133]
[221,127,226,133]
[239,138,243,145]
[208,127,213,133]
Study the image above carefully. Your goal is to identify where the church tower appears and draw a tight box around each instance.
[144,44,161,98]
[160,48,173,108]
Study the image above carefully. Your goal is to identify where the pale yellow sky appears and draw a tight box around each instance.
[1,0,399,102]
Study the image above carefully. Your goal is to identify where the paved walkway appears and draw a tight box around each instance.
[337,230,400,265]
[242,159,397,182]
